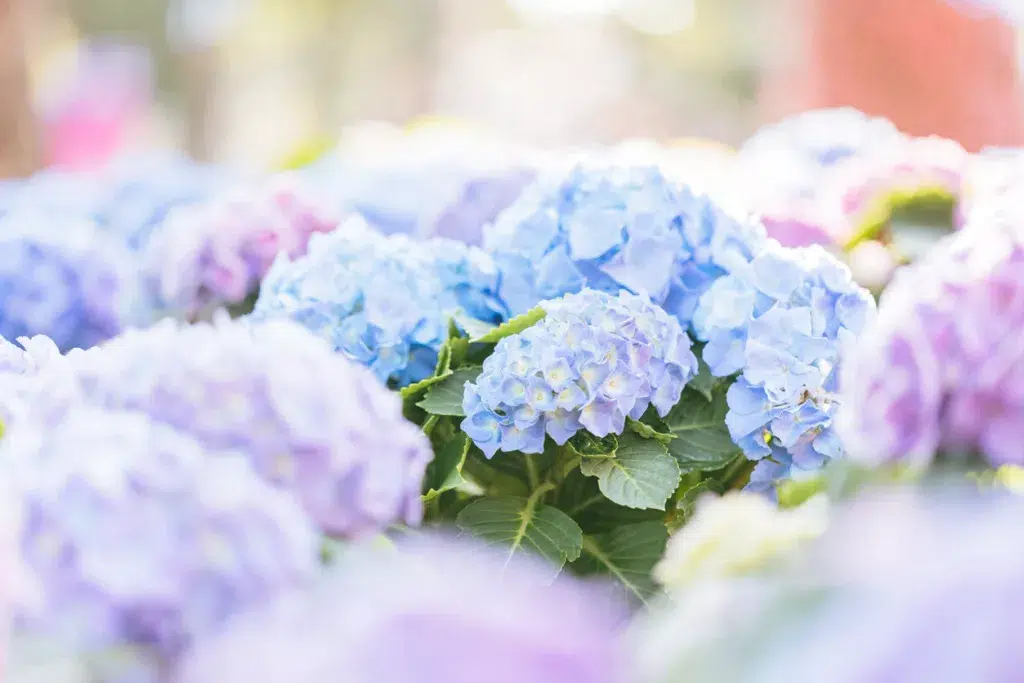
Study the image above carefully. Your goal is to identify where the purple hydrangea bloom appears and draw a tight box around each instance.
[431,168,537,245]
[463,289,698,457]
[1,403,317,663]
[944,0,1024,23]
[0,334,74,428]
[634,489,1024,683]
[483,165,765,324]
[838,209,1024,468]
[174,534,627,683]
[693,243,875,482]
[143,174,339,317]
[0,210,144,352]
[252,219,507,386]
[71,317,432,538]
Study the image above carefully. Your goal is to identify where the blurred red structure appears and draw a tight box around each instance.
[763,0,1024,151]
[0,0,38,177]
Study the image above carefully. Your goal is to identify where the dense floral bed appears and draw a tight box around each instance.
[0,97,1022,682]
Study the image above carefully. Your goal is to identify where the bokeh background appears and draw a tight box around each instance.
[1,0,1022,174]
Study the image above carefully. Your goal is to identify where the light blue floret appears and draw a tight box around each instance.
[251,220,508,386]
[693,243,875,485]
[483,165,766,326]
[462,289,699,457]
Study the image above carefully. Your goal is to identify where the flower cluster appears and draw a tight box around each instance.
[175,535,626,683]
[483,165,766,324]
[0,335,73,428]
[143,174,339,316]
[838,207,1024,469]
[71,317,432,538]
[252,218,507,386]
[2,404,317,662]
[462,290,698,457]
[300,121,536,243]
[0,211,143,352]
[635,490,1024,683]
[693,243,874,485]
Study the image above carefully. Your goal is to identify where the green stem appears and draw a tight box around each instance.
[566,493,604,518]
[525,455,541,491]
[526,482,556,509]
[722,456,755,491]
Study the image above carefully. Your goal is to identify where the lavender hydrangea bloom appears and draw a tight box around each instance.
[483,165,765,324]
[142,174,339,316]
[0,211,143,352]
[944,0,1024,23]
[634,490,1024,683]
[838,208,1024,468]
[462,290,698,457]
[71,317,432,538]
[175,535,627,683]
[693,243,874,481]
[0,334,72,427]
[430,168,536,245]
[252,218,507,386]
[1,404,317,662]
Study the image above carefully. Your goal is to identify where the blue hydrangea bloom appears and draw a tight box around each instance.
[0,210,144,352]
[1,403,317,663]
[693,243,875,483]
[175,535,627,683]
[252,218,508,386]
[483,165,765,325]
[71,316,433,538]
[463,289,698,457]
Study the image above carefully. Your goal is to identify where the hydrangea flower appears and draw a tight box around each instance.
[143,174,339,316]
[175,534,627,683]
[484,164,766,325]
[838,206,1024,469]
[736,108,903,207]
[654,492,828,590]
[300,121,536,244]
[252,218,507,386]
[693,243,875,485]
[0,334,74,428]
[1,403,317,663]
[462,290,698,457]
[634,490,1024,683]
[0,210,144,352]
[831,135,968,250]
[944,0,1024,23]
[71,317,433,538]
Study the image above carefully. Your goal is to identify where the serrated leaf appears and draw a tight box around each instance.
[471,306,546,344]
[556,469,664,534]
[433,342,453,376]
[665,479,717,533]
[574,522,668,605]
[580,432,681,510]
[569,431,618,457]
[456,496,583,570]
[423,431,470,501]
[417,366,483,416]
[662,387,741,473]
[627,418,675,444]
[399,369,454,400]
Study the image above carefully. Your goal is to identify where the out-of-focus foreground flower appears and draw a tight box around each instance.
[70,317,432,538]
[175,535,627,683]
[635,488,1024,683]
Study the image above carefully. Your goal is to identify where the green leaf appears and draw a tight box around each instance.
[456,496,583,570]
[399,369,454,400]
[556,469,664,534]
[434,342,453,376]
[689,345,718,401]
[423,431,470,501]
[471,306,546,344]
[665,479,718,533]
[574,522,669,605]
[662,387,741,473]
[627,418,675,445]
[580,432,681,510]
[569,431,618,457]
[417,366,483,416]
